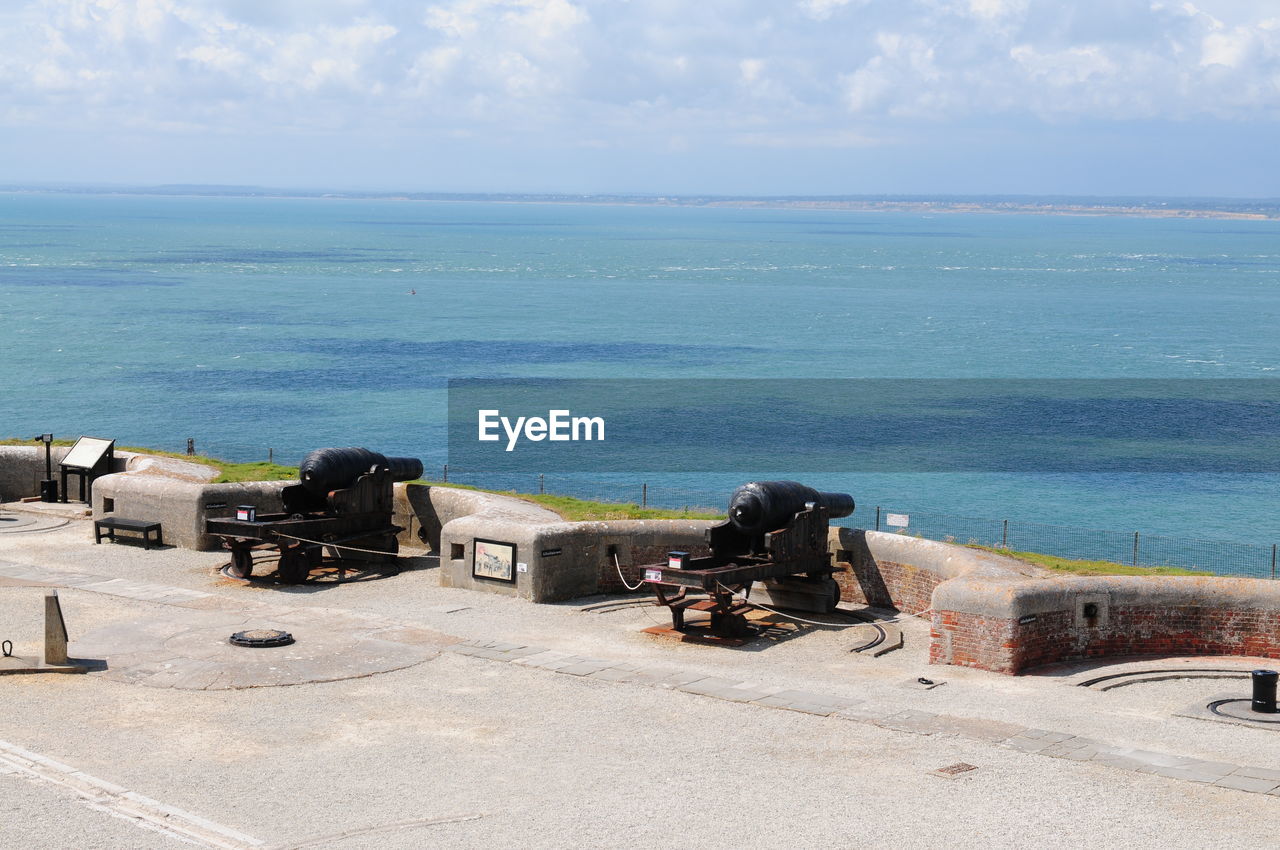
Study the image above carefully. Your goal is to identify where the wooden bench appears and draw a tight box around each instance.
[94,518,163,550]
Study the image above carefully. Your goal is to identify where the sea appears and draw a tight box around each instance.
[3,191,1280,559]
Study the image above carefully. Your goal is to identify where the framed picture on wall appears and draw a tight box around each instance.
[472,538,516,582]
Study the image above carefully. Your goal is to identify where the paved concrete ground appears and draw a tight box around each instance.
[2,518,1279,848]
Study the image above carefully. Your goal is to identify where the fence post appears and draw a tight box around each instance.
[1002,519,1008,549]
[539,473,545,495]
[1133,531,1140,566]
[1272,544,1277,580]
[268,448,273,464]
[186,438,195,456]
[442,464,448,483]
[642,483,647,508]
[875,506,881,532]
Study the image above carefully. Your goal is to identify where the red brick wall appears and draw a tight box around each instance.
[933,605,1280,674]
[598,543,711,594]
[835,551,942,614]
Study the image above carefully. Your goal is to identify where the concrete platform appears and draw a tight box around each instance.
[0,655,88,675]
[0,500,90,521]
[72,603,454,690]
[0,508,70,535]
[3,522,1280,849]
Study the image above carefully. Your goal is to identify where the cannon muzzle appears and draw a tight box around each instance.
[727,480,854,536]
[298,447,423,495]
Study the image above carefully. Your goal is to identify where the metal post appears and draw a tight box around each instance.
[268,448,273,464]
[1002,519,1008,549]
[1272,544,1277,580]
[642,483,647,508]
[442,464,448,483]
[186,438,195,456]
[539,473,545,495]
[1133,531,1140,566]
[875,506,881,532]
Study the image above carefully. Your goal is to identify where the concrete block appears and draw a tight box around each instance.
[676,677,747,697]
[43,590,69,665]
[1213,774,1280,793]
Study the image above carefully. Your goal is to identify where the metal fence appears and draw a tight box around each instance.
[177,444,1280,580]
[872,507,1279,580]
[432,469,723,515]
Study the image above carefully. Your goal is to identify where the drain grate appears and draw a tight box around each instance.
[228,629,294,648]
[931,762,979,778]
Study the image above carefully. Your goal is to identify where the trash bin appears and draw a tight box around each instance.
[40,479,58,503]
[1251,669,1278,713]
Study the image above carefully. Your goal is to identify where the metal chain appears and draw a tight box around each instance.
[271,532,402,557]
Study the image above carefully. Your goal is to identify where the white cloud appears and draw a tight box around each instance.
[799,0,866,21]
[1,0,1279,157]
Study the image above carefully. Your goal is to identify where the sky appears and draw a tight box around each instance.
[1,0,1278,197]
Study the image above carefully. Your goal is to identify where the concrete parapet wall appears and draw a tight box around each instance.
[396,484,713,603]
[0,445,82,500]
[92,473,287,551]
[839,528,1280,674]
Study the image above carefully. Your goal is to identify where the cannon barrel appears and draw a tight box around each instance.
[727,480,854,536]
[297,447,423,495]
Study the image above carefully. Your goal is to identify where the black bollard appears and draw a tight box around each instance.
[1251,669,1278,713]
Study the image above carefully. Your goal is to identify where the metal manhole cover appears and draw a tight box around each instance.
[229,629,295,648]
[1209,698,1280,724]
[931,762,979,778]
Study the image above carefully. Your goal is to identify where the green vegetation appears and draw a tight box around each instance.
[4,438,718,519]
[207,460,299,483]
[412,481,721,521]
[521,493,721,522]
[3,437,299,484]
[968,544,1213,577]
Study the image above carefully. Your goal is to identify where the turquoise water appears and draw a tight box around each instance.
[3,192,1280,542]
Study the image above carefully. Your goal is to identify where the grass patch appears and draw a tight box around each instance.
[4,438,717,519]
[412,482,721,521]
[3,437,298,484]
[207,461,299,484]
[522,493,721,522]
[969,544,1213,576]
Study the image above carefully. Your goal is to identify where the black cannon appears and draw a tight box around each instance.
[640,481,854,642]
[207,447,423,583]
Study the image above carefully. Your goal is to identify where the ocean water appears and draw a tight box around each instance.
[2,192,1280,545]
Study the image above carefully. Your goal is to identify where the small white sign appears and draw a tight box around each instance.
[644,569,663,582]
[516,562,528,573]
[886,513,910,528]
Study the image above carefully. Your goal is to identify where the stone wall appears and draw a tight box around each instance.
[930,575,1280,673]
[840,529,1280,674]
[396,484,714,603]
[0,445,99,501]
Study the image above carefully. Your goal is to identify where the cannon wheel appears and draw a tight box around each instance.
[227,546,254,579]
[277,544,311,584]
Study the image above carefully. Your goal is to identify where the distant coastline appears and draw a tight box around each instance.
[3,184,1278,221]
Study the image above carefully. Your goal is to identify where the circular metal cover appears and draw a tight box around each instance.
[1208,698,1280,724]
[228,628,295,648]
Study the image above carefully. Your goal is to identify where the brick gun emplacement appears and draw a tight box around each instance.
[207,447,423,583]
[640,481,854,642]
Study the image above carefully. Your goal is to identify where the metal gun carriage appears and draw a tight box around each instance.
[640,480,854,642]
[206,447,422,583]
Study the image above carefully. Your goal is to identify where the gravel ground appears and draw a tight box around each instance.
[4,652,1280,850]
[2,519,1279,847]
[0,767,180,850]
